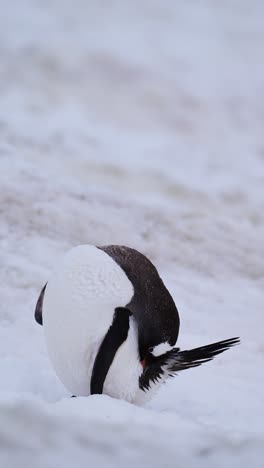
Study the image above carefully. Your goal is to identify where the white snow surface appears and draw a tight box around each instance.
[0,1,263,467]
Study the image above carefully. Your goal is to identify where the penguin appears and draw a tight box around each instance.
[35,244,239,404]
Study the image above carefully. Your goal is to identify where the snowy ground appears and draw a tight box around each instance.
[0,1,264,467]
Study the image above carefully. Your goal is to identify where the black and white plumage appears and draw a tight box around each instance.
[139,337,240,392]
[35,244,239,404]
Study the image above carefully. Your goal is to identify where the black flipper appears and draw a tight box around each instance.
[139,337,240,391]
[35,283,47,326]
[90,307,132,395]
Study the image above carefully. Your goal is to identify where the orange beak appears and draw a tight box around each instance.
[141,358,147,369]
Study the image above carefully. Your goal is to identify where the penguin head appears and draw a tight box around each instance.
[141,341,175,368]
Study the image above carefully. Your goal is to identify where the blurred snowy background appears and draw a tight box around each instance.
[0,1,263,467]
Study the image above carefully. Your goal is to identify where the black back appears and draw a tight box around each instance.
[99,245,180,360]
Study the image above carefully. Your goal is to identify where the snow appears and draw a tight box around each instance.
[0,1,263,467]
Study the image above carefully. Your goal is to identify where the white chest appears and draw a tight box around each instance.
[43,245,144,402]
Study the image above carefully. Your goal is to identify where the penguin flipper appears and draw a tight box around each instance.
[34,283,47,326]
[139,337,240,391]
[90,307,132,395]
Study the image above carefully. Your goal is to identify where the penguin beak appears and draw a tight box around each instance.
[35,283,47,326]
[141,359,147,369]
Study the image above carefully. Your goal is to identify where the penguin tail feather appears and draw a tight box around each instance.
[139,337,240,392]
[167,337,240,373]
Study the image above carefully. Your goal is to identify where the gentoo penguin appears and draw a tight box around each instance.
[35,244,239,404]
